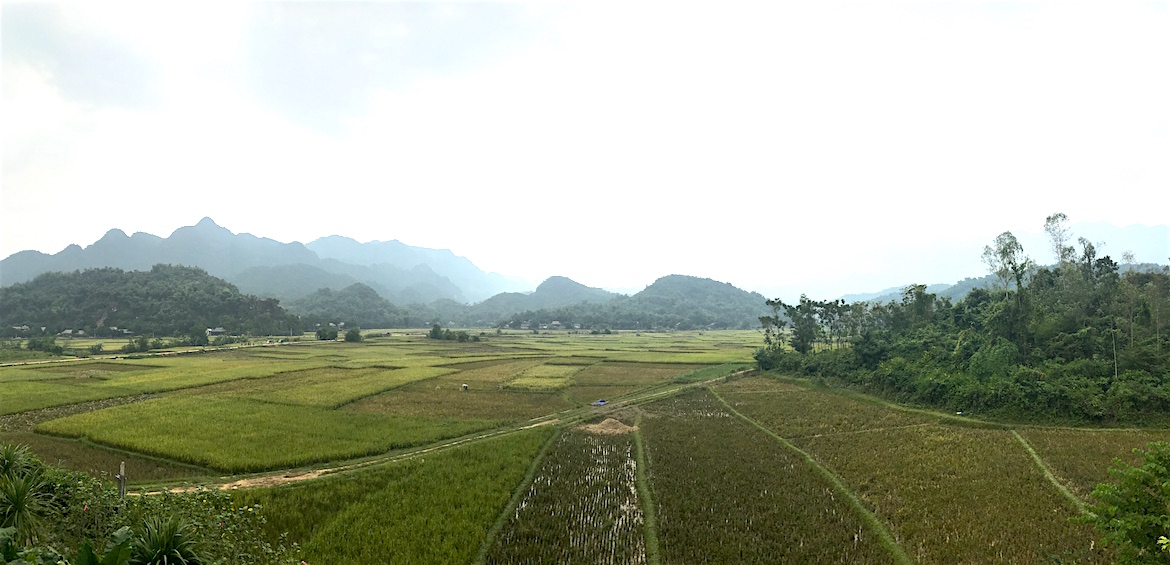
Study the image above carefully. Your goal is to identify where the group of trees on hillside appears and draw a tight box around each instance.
[0,265,301,341]
[499,284,766,331]
[290,284,433,329]
[757,213,1170,424]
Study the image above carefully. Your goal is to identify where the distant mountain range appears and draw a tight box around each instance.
[0,218,770,330]
[0,218,525,304]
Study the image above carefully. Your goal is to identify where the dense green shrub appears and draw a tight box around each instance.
[0,444,296,565]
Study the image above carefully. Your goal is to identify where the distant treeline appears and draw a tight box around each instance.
[757,214,1170,424]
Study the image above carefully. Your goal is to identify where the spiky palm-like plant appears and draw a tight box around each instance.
[0,470,49,546]
[130,515,205,565]
[0,444,33,480]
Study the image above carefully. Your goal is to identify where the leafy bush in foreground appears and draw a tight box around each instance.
[0,443,295,565]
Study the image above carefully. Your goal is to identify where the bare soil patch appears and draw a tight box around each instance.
[580,418,638,435]
[221,469,329,490]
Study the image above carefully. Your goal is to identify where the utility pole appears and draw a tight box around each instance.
[116,461,126,498]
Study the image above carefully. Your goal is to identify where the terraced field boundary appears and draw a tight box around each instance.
[710,388,913,565]
[473,427,563,565]
[1012,430,1088,513]
[632,414,662,565]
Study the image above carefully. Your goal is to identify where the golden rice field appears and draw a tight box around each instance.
[3,330,1165,563]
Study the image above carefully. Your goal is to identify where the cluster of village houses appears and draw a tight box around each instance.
[517,320,581,330]
[8,325,235,338]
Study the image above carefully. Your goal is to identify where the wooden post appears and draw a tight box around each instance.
[117,461,126,498]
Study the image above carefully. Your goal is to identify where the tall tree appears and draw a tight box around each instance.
[982,231,1033,294]
[1044,212,1075,265]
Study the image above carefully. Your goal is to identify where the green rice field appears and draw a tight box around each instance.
[2,330,1164,562]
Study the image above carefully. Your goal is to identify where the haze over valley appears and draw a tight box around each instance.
[2,3,1169,564]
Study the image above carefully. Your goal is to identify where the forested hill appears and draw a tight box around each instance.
[466,276,617,322]
[287,283,432,329]
[491,275,769,330]
[757,218,1170,425]
[281,274,765,331]
[0,265,300,338]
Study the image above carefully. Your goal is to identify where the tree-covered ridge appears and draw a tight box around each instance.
[758,214,1170,424]
[496,275,768,330]
[466,276,617,323]
[287,283,432,329]
[0,264,300,338]
[286,275,766,331]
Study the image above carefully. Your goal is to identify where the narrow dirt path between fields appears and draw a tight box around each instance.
[473,427,562,565]
[1011,430,1089,512]
[633,414,663,565]
[711,388,915,565]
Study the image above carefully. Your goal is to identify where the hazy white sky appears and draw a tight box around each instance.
[2,1,1168,300]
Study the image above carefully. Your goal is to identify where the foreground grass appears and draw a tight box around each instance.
[238,427,554,565]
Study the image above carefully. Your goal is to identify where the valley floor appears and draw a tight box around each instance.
[2,330,1159,563]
